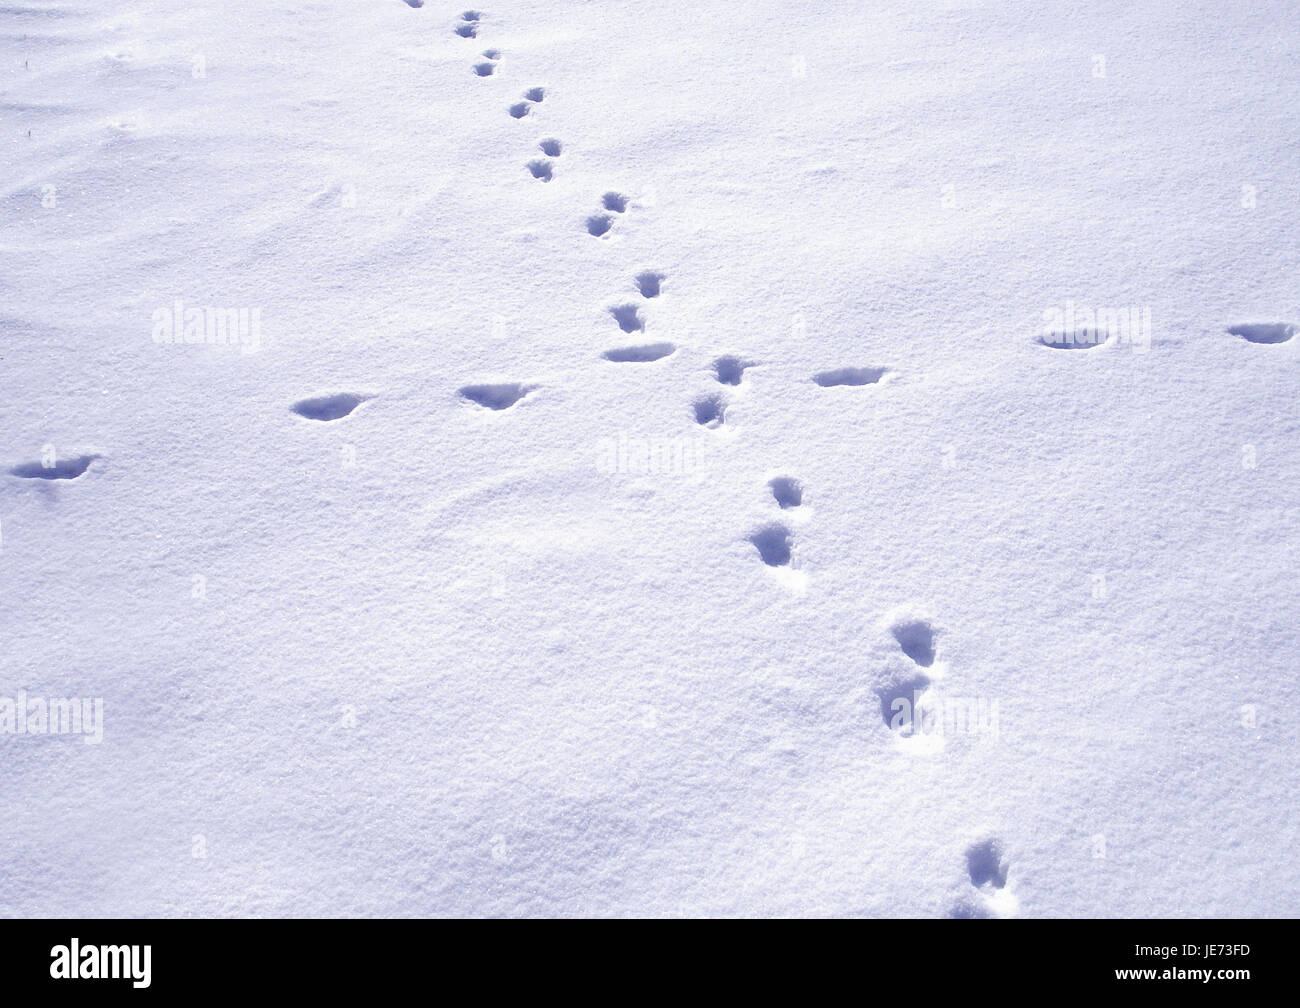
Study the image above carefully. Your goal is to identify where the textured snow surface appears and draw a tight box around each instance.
[2,0,1298,917]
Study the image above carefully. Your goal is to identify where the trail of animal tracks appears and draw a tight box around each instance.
[1,0,1298,916]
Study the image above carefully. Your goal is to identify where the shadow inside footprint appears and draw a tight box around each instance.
[949,899,994,920]
[750,524,792,567]
[455,22,478,38]
[769,476,802,508]
[508,102,531,119]
[877,672,930,734]
[473,62,495,76]
[602,192,628,213]
[587,214,613,237]
[1229,322,1294,344]
[527,159,553,181]
[813,367,886,387]
[966,839,1008,889]
[292,392,368,422]
[459,383,531,410]
[1039,331,1106,349]
[713,355,753,385]
[608,304,644,333]
[9,455,98,480]
[892,619,935,667]
[635,271,664,298]
[524,86,545,102]
[693,394,725,428]
[602,342,675,363]
[539,138,562,157]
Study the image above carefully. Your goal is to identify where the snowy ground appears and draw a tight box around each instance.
[2,0,1297,917]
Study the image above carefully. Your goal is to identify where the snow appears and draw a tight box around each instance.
[2,0,1297,917]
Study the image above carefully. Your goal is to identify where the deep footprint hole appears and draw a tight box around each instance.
[602,342,675,363]
[459,383,531,411]
[508,102,531,119]
[587,214,613,237]
[750,524,792,567]
[608,304,644,333]
[693,394,725,428]
[291,392,368,422]
[538,138,562,157]
[454,22,478,38]
[713,355,753,385]
[877,672,930,734]
[473,62,495,76]
[1229,322,1294,344]
[892,620,935,668]
[966,839,1008,889]
[635,271,664,298]
[527,159,553,181]
[813,367,886,387]
[602,192,628,213]
[9,455,98,480]
[769,476,802,509]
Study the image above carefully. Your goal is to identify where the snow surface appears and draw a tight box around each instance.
[2,0,1298,917]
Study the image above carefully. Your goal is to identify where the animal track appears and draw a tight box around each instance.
[523,86,546,103]
[291,392,369,422]
[1229,322,1294,344]
[538,138,562,157]
[527,159,553,182]
[750,524,793,567]
[966,838,1008,889]
[509,102,531,119]
[459,382,532,411]
[474,62,495,77]
[692,393,726,428]
[713,355,754,386]
[587,214,613,237]
[892,618,936,668]
[9,454,98,480]
[481,49,500,61]
[635,271,664,298]
[602,192,628,213]
[403,0,424,8]
[602,342,675,363]
[608,304,644,333]
[949,838,1013,918]
[768,476,802,509]
[454,22,477,38]
[813,366,886,387]
[1039,332,1104,349]
[877,671,931,734]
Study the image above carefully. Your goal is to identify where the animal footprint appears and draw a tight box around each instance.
[523,86,546,103]
[403,0,424,8]
[454,11,480,37]
[526,159,553,181]
[768,476,802,509]
[538,138,562,157]
[474,61,495,77]
[608,304,644,333]
[635,271,664,298]
[602,342,675,363]
[892,618,936,668]
[602,192,628,213]
[509,102,531,119]
[459,382,533,411]
[813,366,886,387]
[291,392,370,422]
[949,838,1015,918]
[586,214,613,237]
[713,355,754,386]
[692,393,726,428]
[1229,322,1294,344]
[9,454,98,480]
[749,524,793,567]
